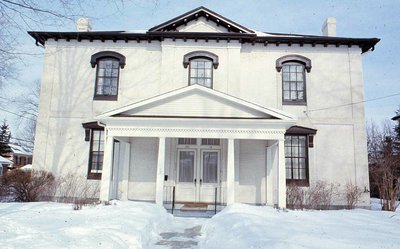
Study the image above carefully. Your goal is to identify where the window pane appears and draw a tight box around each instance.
[291,91,297,100]
[283,91,290,100]
[297,82,304,91]
[197,61,205,67]
[299,167,306,179]
[298,91,304,100]
[179,151,195,182]
[191,69,197,77]
[203,152,218,183]
[283,82,290,90]
[205,61,212,68]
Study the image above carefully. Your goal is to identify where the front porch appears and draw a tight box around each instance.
[94,84,296,210]
[99,134,288,209]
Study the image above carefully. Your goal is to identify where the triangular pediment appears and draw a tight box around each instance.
[148,6,254,34]
[98,85,296,121]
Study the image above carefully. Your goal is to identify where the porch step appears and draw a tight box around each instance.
[180,202,208,211]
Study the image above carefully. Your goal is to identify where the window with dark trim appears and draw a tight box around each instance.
[88,129,104,180]
[285,125,317,186]
[183,51,219,88]
[285,135,308,185]
[90,51,126,101]
[0,165,3,176]
[276,54,311,105]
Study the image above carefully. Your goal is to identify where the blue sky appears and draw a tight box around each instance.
[1,0,399,136]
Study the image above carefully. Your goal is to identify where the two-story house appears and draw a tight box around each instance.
[29,7,379,209]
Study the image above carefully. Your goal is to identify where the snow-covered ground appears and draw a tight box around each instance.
[0,200,399,249]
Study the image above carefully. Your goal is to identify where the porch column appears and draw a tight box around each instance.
[277,138,286,208]
[120,141,131,201]
[155,137,166,206]
[100,134,114,201]
[227,138,235,205]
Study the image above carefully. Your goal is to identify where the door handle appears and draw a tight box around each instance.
[194,178,197,185]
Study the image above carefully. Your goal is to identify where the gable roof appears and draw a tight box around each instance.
[149,6,254,34]
[27,6,380,53]
[97,84,297,121]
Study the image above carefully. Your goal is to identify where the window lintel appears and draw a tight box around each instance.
[90,51,126,68]
[183,51,219,69]
[276,54,312,73]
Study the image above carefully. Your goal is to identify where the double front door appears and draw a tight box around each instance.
[176,149,220,203]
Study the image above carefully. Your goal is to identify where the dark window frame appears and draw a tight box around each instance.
[188,57,214,88]
[183,51,219,89]
[90,51,126,101]
[87,128,104,180]
[285,134,309,186]
[276,54,312,106]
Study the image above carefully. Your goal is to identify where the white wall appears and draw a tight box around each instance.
[32,33,370,206]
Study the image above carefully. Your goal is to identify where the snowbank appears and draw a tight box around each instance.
[200,203,400,249]
[1,201,400,249]
[0,201,172,249]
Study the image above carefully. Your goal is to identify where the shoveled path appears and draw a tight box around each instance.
[152,217,206,249]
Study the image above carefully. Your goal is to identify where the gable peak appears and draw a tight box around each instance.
[148,6,254,34]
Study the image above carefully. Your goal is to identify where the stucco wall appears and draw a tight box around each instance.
[32,34,370,206]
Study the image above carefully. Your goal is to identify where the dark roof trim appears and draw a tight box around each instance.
[286,125,317,135]
[27,31,379,53]
[276,54,312,73]
[90,51,126,68]
[149,6,254,34]
[183,50,219,69]
[82,121,103,129]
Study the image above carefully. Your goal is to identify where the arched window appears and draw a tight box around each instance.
[183,51,218,88]
[276,55,311,105]
[90,51,126,100]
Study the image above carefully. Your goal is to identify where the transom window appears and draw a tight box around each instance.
[178,138,197,145]
[189,58,213,88]
[177,138,221,147]
[285,135,308,183]
[282,63,305,102]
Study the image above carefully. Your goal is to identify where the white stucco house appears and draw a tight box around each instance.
[29,7,379,209]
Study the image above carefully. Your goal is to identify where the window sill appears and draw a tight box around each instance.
[282,101,307,106]
[286,179,309,187]
[94,95,118,101]
[87,173,102,180]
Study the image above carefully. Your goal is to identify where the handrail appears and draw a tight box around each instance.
[172,186,176,214]
[214,187,217,214]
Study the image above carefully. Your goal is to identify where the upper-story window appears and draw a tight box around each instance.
[183,51,219,89]
[90,51,126,101]
[276,55,312,105]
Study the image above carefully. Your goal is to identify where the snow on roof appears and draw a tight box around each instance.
[0,155,12,164]
[8,143,32,156]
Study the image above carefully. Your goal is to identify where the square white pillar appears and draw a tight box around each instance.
[100,134,114,201]
[227,138,235,205]
[277,138,286,208]
[155,137,166,206]
[120,141,131,201]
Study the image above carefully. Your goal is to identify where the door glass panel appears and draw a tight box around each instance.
[202,151,218,183]
[179,151,195,182]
